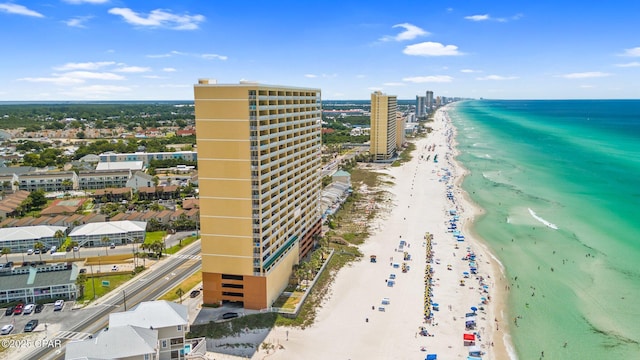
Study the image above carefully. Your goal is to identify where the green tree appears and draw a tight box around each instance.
[54,230,65,248]
[175,288,184,304]
[1,247,10,261]
[75,273,87,298]
[33,241,46,261]
[101,236,110,255]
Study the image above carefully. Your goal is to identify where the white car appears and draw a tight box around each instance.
[1,324,14,335]
[53,299,64,311]
[23,303,35,314]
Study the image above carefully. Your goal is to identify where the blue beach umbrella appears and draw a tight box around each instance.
[470,306,477,312]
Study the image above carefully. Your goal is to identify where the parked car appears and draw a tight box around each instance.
[53,300,64,311]
[24,319,38,332]
[4,307,14,316]
[34,303,44,313]
[27,249,33,255]
[73,247,79,252]
[111,265,119,271]
[189,290,200,298]
[50,246,57,254]
[109,243,116,249]
[33,249,40,255]
[221,312,239,320]
[13,303,24,315]
[22,303,35,315]
[0,324,14,335]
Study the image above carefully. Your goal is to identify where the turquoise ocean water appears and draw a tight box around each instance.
[449,100,640,359]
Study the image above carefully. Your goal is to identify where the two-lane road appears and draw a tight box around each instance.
[24,241,202,360]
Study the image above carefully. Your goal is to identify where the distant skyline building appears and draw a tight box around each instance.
[194,80,323,309]
[426,90,434,109]
[415,96,427,118]
[369,91,398,161]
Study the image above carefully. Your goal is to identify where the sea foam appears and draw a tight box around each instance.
[528,208,558,230]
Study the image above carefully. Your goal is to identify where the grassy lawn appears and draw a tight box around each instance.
[145,231,166,244]
[272,291,304,310]
[165,235,198,255]
[79,273,135,302]
[158,270,202,301]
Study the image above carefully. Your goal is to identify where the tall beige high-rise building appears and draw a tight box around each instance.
[194,80,323,309]
[369,91,398,161]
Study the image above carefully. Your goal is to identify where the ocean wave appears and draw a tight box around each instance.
[528,208,559,230]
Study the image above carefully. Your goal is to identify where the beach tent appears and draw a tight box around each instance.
[468,345,482,357]
[463,333,475,341]
[426,355,437,360]
[467,357,482,360]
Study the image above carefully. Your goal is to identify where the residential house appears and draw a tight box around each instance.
[65,325,159,360]
[108,301,189,360]
[127,170,155,190]
[0,263,79,304]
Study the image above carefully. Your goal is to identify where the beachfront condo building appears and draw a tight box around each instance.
[194,80,323,309]
[415,96,427,118]
[370,91,398,161]
[426,90,434,109]
[396,115,406,149]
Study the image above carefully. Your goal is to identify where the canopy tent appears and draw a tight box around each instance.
[468,345,482,356]
[463,333,475,341]
[467,357,482,360]
[426,355,438,360]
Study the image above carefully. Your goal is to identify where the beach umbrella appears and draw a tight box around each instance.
[470,306,477,312]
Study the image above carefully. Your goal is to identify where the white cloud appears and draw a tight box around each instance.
[58,71,125,80]
[402,75,453,83]
[383,82,406,86]
[621,47,640,57]
[201,53,227,60]
[304,74,318,78]
[0,3,44,17]
[461,69,480,73]
[113,66,151,73]
[558,72,611,79]
[465,14,490,21]
[367,87,383,91]
[403,42,463,56]
[54,61,115,71]
[18,76,85,86]
[380,23,429,42]
[465,13,522,22]
[615,61,640,67]
[65,16,93,28]
[63,0,109,4]
[147,51,227,61]
[476,75,519,80]
[162,67,177,72]
[108,7,205,30]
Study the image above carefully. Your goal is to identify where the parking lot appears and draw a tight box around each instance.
[0,300,72,336]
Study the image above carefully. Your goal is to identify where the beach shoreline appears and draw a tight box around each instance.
[207,106,515,360]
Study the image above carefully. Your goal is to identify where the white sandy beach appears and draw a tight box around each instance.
[207,107,513,360]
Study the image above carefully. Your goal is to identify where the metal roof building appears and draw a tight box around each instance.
[68,220,147,248]
[0,225,68,252]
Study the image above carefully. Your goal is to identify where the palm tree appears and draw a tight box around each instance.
[101,236,110,255]
[34,241,45,261]
[75,273,87,298]
[175,288,184,304]
[138,252,147,268]
[54,230,65,248]
[1,247,10,261]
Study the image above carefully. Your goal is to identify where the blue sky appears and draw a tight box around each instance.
[2,0,640,101]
